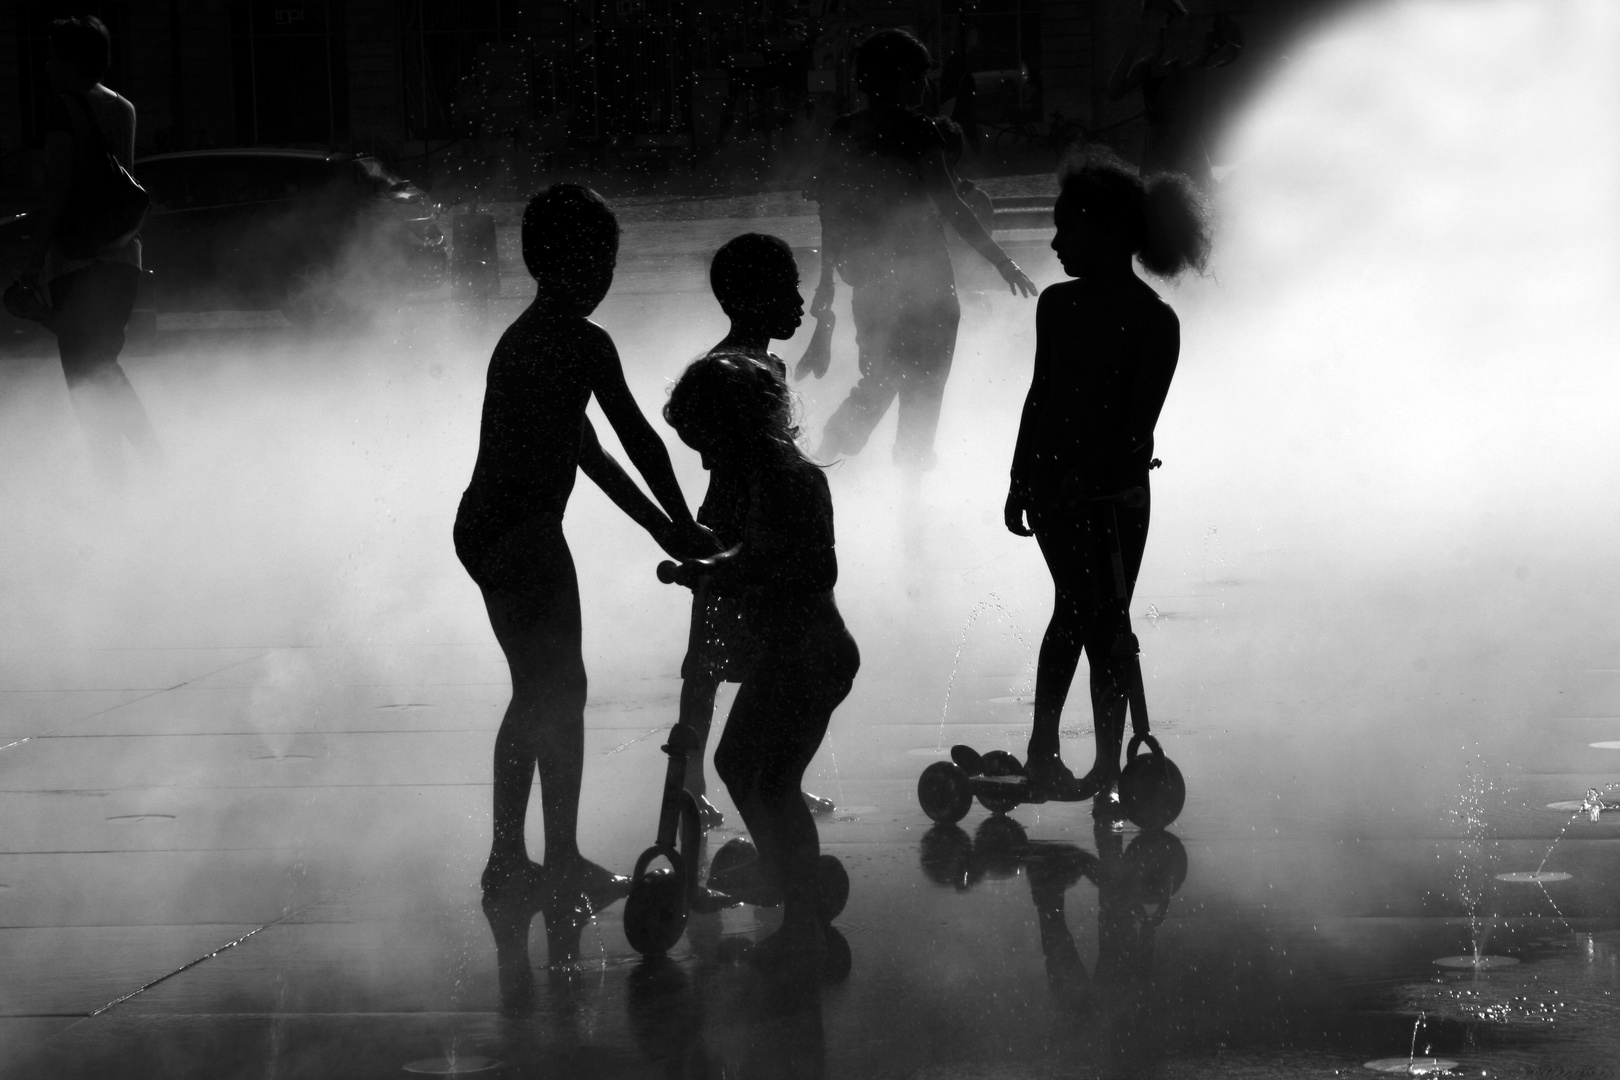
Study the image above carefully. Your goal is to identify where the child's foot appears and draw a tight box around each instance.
[709,852,782,906]
[745,920,828,974]
[694,794,725,830]
[802,791,835,815]
[544,854,630,906]
[481,852,547,897]
[1025,755,1100,803]
[1092,785,1127,828]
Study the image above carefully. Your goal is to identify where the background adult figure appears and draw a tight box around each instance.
[16,16,159,483]
[802,28,1036,473]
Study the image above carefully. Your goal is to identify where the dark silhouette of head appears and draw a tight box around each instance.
[664,351,802,470]
[710,233,804,341]
[521,184,620,315]
[856,29,931,104]
[1052,145,1210,279]
[49,15,111,85]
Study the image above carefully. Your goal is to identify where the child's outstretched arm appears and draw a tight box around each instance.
[1006,293,1053,536]
[919,149,1037,298]
[589,339,713,556]
[578,418,695,559]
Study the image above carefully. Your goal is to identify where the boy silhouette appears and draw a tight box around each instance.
[455,184,711,896]
[676,233,836,824]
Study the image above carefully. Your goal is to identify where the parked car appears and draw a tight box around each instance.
[132,149,446,324]
[1,150,446,337]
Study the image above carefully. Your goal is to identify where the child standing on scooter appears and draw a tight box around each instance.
[677,233,837,827]
[663,353,860,969]
[1004,148,1209,807]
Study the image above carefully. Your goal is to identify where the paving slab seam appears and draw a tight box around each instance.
[0,651,270,755]
[43,896,330,1038]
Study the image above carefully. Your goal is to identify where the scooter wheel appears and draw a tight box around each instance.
[709,837,758,887]
[623,867,687,956]
[976,784,1024,816]
[822,925,853,984]
[918,761,972,824]
[816,854,850,921]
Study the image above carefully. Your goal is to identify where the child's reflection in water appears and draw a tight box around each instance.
[483,885,837,1079]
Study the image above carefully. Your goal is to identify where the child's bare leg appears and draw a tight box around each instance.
[480,576,621,896]
[1028,602,1083,763]
[1087,657,1129,812]
[679,676,720,803]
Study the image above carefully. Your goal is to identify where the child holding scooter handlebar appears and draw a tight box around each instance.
[657,351,860,971]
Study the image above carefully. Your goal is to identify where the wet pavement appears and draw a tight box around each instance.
[3,180,1619,1080]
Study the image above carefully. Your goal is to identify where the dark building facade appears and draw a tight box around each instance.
[2,0,1280,187]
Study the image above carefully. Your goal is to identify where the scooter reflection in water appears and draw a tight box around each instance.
[483,872,841,1079]
[919,817,1187,1027]
[627,955,828,1080]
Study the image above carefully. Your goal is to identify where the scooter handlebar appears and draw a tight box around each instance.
[656,561,681,585]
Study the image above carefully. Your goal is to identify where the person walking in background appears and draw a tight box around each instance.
[10,16,159,483]
[802,28,1036,473]
[1004,148,1208,806]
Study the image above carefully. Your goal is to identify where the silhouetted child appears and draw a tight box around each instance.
[455,184,711,897]
[1004,148,1209,806]
[677,234,836,827]
[663,353,860,970]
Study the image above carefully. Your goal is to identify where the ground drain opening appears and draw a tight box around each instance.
[402,1058,499,1075]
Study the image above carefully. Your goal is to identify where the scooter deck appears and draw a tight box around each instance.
[968,774,1091,805]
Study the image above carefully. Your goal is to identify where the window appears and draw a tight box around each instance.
[230,0,350,145]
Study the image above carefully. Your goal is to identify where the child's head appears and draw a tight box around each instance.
[521,184,619,315]
[664,352,802,470]
[855,29,931,107]
[710,233,804,341]
[1052,146,1210,280]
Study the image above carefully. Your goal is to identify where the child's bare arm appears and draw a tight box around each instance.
[578,417,693,556]
[919,149,1036,297]
[1006,294,1054,535]
[589,335,707,544]
[1113,305,1180,464]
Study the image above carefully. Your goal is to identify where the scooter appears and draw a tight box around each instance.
[622,558,850,958]
[916,486,1186,831]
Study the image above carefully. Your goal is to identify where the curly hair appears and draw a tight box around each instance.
[664,352,808,465]
[1057,146,1211,278]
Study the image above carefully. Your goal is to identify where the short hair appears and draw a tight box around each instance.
[1057,145,1211,278]
[710,233,797,311]
[855,29,931,100]
[520,183,619,281]
[50,16,111,83]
